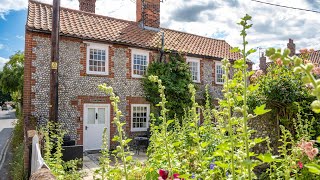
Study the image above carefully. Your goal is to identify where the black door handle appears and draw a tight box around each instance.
[96,113,98,119]
[85,126,88,130]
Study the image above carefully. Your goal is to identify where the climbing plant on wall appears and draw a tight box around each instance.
[142,53,192,119]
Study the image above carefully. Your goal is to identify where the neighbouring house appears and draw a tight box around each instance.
[259,39,320,72]
[23,0,243,167]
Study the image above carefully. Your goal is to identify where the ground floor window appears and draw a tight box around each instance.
[131,104,150,131]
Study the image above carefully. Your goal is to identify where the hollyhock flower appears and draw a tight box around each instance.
[276,58,283,66]
[173,173,182,180]
[312,66,320,75]
[298,140,319,160]
[250,75,257,82]
[255,70,264,77]
[297,161,303,169]
[159,169,169,180]
[300,48,308,54]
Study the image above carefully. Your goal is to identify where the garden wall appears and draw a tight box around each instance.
[249,111,279,154]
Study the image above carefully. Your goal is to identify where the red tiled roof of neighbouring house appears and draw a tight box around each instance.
[308,50,320,65]
[26,0,242,60]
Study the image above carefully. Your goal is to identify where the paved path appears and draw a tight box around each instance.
[0,110,17,180]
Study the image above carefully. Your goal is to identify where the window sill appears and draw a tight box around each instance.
[131,75,144,78]
[131,129,148,132]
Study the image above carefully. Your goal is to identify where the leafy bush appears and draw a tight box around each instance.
[41,122,84,180]
[248,61,320,139]
[10,107,25,180]
[142,53,192,119]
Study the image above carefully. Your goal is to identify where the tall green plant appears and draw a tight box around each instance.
[41,122,83,180]
[98,84,134,180]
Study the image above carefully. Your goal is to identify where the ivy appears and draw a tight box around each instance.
[142,53,192,119]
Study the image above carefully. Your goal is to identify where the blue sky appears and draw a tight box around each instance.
[0,0,319,70]
[0,9,26,68]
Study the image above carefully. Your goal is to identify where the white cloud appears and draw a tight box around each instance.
[0,44,4,50]
[0,0,28,19]
[0,57,9,70]
[16,35,24,40]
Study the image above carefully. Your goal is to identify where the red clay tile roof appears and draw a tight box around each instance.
[27,0,242,60]
[308,50,320,65]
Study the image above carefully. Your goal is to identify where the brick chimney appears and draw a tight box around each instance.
[79,0,96,13]
[260,52,267,73]
[137,0,161,30]
[287,39,296,57]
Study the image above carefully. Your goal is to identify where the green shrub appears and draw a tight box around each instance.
[142,53,192,119]
[10,113,25,179]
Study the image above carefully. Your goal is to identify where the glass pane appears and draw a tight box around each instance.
[87,108,95,124]
[98,108,105,124]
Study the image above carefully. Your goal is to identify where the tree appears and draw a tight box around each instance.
[0,90,11,104]
[0,51,24,103]
[142,53,193,118]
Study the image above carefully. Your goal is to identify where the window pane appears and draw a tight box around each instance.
[88,48,107,73]
[132,105,148,129]
[87,108,95,124]
[133,54,147,76]
[98,108,105,124]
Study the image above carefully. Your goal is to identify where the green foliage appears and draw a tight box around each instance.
[248,65,310,114]
[10,113,25,180]
[0,51,24,102]
[41,122,84,180]
[0,90,11,103]
[97,84,143,180]
[91,15,320,179]
[142,53,192,118]
[266,47,320,178]
[146,76,218,179]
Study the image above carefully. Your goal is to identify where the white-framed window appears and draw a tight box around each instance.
[187,57,201,83]
[131,49,149,78]
[86,42,109,75]
[131,104,150,132]
[215,62,225,84]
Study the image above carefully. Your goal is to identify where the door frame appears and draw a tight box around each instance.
[83,103,110,151]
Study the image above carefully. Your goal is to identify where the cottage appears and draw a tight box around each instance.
[24,0,242,155]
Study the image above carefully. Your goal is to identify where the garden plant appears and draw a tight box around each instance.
[39,14,320,179]
[93,14,320,179]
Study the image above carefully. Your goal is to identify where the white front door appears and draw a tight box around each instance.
[83,104,110,151]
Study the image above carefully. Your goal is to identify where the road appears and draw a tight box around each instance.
[0,110,17,180]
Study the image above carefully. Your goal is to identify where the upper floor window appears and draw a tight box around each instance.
[131,49,149,78]
[187,57,201,83]
[131,104,150,132]
[86,43,108,75]
[215,62,225,84]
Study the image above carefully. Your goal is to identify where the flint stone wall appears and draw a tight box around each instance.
[31,36,223,141]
